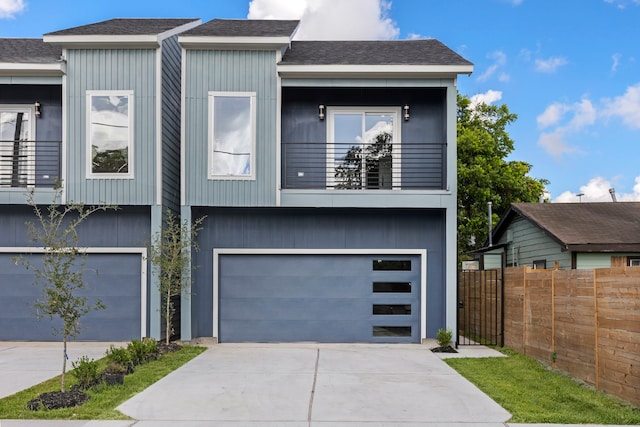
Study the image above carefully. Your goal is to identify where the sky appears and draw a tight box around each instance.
[1,0,639,202]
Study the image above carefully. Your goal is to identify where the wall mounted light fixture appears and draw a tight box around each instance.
[403,104,410,121]
[34,101,42,118]
[319,104,325,120]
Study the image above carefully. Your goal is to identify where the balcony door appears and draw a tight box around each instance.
[0,106,35,187]
[327,108,400,190]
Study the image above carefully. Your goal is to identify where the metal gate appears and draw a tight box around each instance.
[457,269,504,347]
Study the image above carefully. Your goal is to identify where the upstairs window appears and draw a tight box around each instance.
[86,91,133,178]
[327,108,400,190]
[208,92,256,180]
[0,105,35,187]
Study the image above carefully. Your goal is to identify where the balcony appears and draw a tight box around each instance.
[282,141,446,190]
[0,140,61,188]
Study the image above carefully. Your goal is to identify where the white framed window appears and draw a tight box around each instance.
[0,105,36,187]
[327,107,401,190]
[628,257,640,267]
[86,90,134,179]
[208,91,256,180]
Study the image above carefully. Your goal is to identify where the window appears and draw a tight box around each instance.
[628,257,640,267]
[87,91,133,178]
[208,92,256,179]
[327,108,400,189]
[532,259,547,270]
[0,105,35,187]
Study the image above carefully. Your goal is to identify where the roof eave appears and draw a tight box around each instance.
[566,244,640,252]
[277,64,473,78]
[43,34,161,49]
[0,62,65,76]
[179,35,292,50]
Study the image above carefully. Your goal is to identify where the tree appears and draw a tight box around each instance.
[149,210,205,345]
[457,94,549,258]
[15,183,117,391]
[334,131,393,189]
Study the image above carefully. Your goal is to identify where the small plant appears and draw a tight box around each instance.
[104,361,127,375]
[436,328,453,348]
[127,339,147,365]
[70,355,100,390]
[142,337,158,358]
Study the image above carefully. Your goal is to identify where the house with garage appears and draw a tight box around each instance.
[476,202,640,270]
[178,19,473,343]
[0,18,201,341]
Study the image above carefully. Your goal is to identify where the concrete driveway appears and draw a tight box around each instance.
[118,343,511,426]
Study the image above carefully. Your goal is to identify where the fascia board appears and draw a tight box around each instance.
[156,20,202,41]
[0,62,65,76]
[179,35,291,50]
[277,64,474,77]
[43,34,160,48]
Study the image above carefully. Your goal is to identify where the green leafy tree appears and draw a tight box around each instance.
[15,183,117,391]
[457,94,548,258]
[149,210,205,345]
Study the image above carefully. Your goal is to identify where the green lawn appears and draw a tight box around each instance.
[445,349,640,424]
[0,345,206,420]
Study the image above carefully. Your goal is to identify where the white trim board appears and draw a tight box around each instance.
[0,246,147,339]
[212,248,427,342]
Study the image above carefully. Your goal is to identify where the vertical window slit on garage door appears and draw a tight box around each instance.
[372,282,412,293]
[372,260,411,270]
[372,304,411,315]
[372,326,412,337]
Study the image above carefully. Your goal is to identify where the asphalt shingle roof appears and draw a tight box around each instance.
[182,19,300,37]
[505,202,640,251]
[45,18,199,36]
[0,38,62,63]
[280,40,473,66]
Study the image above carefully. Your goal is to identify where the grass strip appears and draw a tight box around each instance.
[445,349,640,424]
[0,345,206,420]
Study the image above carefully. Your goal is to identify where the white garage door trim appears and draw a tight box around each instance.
[213,248,427,342]
[0,246,148,338]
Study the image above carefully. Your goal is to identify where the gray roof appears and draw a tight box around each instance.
[0,38,62,63]
[45,18,199,36]
[496,202,640,251]
[182,19,299,37]
[280,40,472,66]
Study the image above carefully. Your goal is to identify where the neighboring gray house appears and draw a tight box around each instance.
[0,19,201,341]
[178,19,473,343]
[477,202,640,270]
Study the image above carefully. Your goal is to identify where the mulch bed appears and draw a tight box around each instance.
[430,345,458,353]
[156,341,181,355]
[26,390,89,411]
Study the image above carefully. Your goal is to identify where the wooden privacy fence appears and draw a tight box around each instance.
[503,266,640,407]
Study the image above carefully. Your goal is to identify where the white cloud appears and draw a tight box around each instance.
[553,176,640,202]
[248,0,399,40]
[601,83,640,129]
[477,50,508,82]
[0,0,25,19]
[611,53,622,73]
[604,0,640,9]
[536,99,594,158]
[470,90,503,109]
[534,56,568,73]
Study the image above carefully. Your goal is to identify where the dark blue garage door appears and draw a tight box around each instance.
[0,253,142,341]
[219,254,421,343]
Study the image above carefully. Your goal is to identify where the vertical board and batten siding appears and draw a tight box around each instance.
[161,36,182,213]
[499,217,571,268]
[66,49,157,205]
[184,50,277,207]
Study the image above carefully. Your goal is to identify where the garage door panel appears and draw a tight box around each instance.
[218,253,421,343]
[221,297,372,321]
[0,252,142,341]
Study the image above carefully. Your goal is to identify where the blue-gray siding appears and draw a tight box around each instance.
[0,252,141,341]
[219,254,421,343]
[190,207,445,339]
[183,50,278,206]
[65,49,157,205]
[161,36,182,213]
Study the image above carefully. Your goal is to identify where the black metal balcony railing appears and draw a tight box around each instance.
[282,141,446,190]
[0,140,61,188]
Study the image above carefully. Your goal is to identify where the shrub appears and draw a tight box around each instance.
[105,345,131,365]
[141,337,158,357]
[436,328,453,347]
[127,339,147,365]
[104,361,127,375]
[70,356,100,390]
